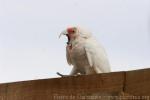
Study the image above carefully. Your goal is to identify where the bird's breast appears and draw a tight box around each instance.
[67,42,89,67]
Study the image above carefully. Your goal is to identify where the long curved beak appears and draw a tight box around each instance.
[59,30,68,38]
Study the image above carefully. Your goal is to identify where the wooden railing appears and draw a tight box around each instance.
[0,68,150,100]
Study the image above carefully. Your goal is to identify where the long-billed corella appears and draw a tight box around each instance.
[58,26,111,76]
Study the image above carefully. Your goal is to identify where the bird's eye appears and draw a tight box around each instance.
[72,27,77,33]
[67,28,76,34]
[72,30,75,33]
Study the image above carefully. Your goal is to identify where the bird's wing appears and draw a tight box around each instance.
[84,38,111,73]
[66,47,72,65]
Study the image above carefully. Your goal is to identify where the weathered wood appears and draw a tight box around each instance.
[0,68,150,100]
[125,68,150,96]
[0,84,7,100]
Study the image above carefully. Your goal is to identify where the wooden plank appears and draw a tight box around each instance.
[1,68,150,100]
[0,84,7,100]
[5,72,124,100]
[125,68,150,97]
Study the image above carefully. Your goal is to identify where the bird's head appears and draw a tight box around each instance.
[59,26,92,45]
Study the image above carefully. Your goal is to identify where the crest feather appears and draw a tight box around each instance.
[76,27,92,39]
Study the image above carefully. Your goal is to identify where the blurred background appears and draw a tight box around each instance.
[0,0,150,83]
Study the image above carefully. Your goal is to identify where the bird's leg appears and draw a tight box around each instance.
[57,67,82,77]
[69,67,78,76]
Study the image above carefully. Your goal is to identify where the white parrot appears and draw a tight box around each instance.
[59,26,111,76]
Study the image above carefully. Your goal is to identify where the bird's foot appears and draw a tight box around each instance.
[74,73,82,76]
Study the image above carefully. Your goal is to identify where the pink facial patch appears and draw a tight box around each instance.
[67,27,74,34]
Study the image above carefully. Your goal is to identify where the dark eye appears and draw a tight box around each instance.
[72,30,75,33]
[67,27,76,34]
[72,27,77,33]
[69,29,75,34]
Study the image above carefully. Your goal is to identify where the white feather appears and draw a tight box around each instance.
[63,27,111,75]
[84,38,111,73]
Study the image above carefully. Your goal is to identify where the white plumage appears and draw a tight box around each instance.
[60,27,111,75]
